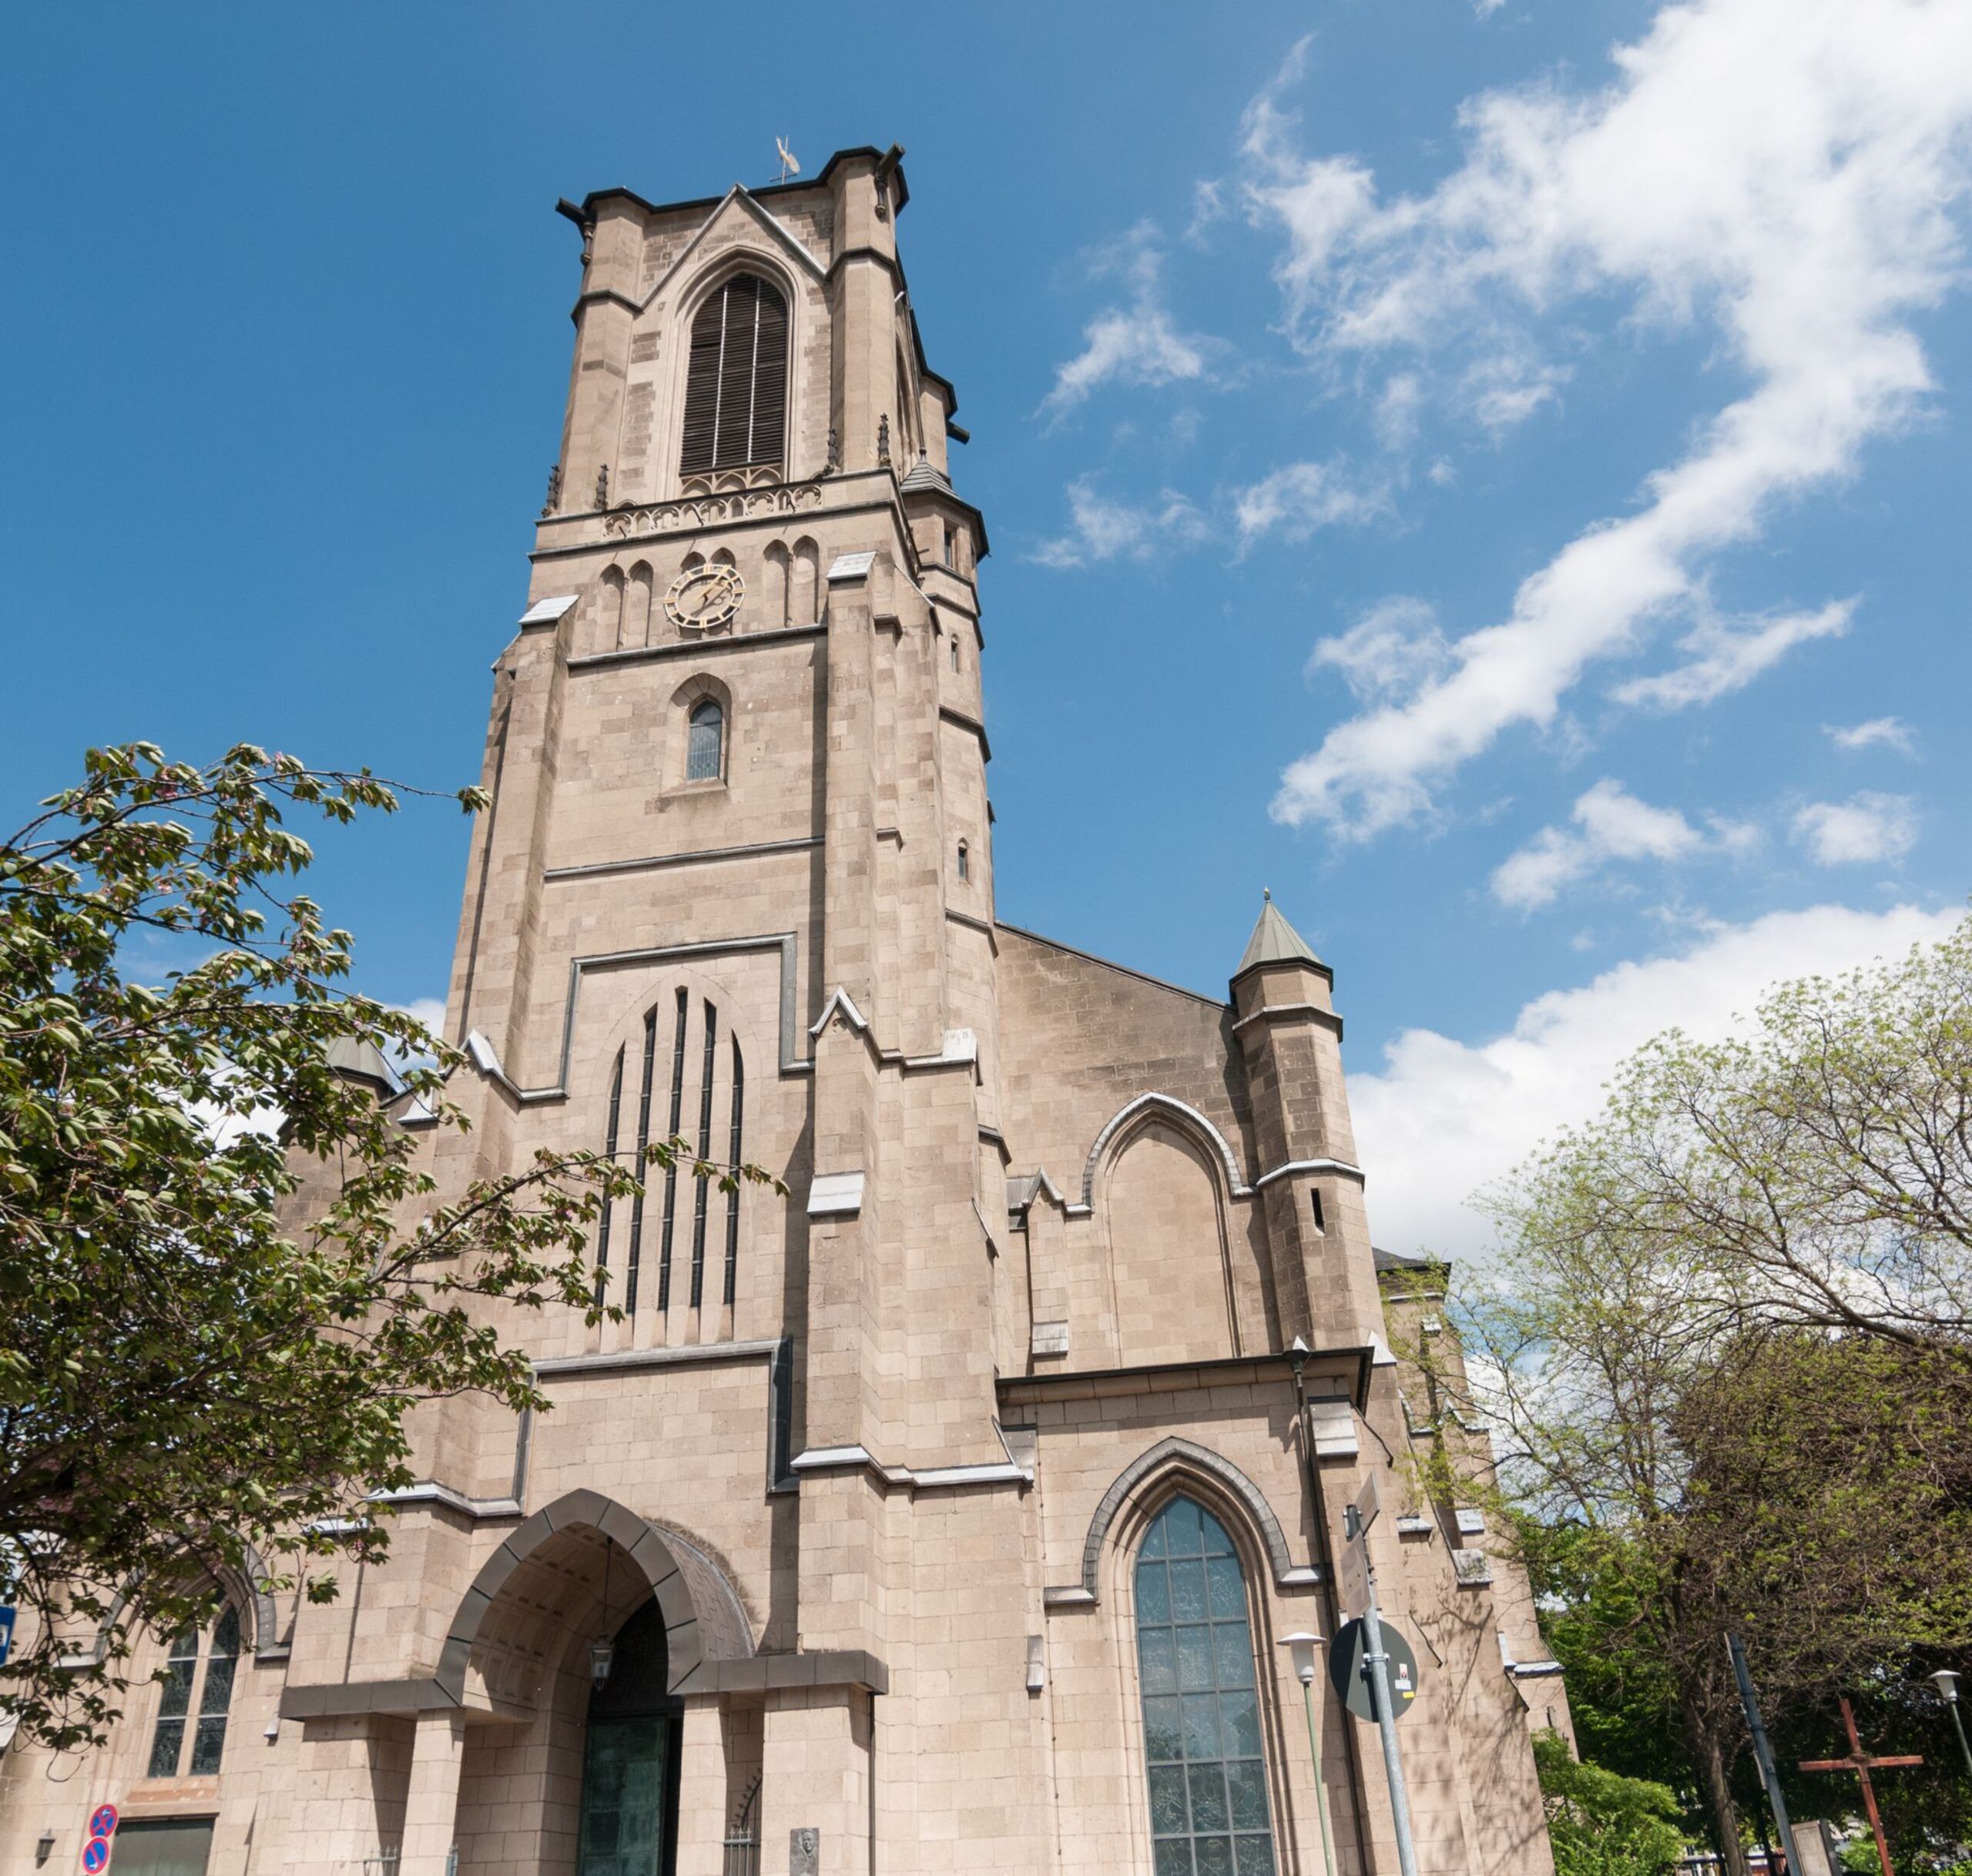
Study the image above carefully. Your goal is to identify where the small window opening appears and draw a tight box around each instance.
[686,699,724,782]
[1310,1188,1326,1233]
[950,637,961,673]
[957,840,970,883]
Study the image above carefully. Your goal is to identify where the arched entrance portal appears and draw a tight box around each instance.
[580,1598,682,1876]
[438,1493,752,1875]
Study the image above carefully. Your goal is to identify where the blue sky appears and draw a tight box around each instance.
[6,1,1970,1257]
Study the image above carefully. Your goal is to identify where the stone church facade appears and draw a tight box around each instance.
[0,147,1567,1876]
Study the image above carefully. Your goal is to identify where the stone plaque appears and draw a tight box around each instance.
[790,1826,820,1874]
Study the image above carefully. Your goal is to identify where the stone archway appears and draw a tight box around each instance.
[444,1489,753,1703]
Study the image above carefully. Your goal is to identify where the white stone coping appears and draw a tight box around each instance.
[807,1171,865,1218]
[826,550,877,583]
[518,592,580,626]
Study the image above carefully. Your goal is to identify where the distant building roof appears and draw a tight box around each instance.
[1373,1247,1440,1274]
[1235,893,1323,975]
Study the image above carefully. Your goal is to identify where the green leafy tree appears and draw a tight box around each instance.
[1450,912,1972,1875]
[1516,1519,1692,1801]
[0,743,776,1750]
[1534,1730,1687,1876]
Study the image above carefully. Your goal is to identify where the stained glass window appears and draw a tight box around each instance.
[1135,1498,1276,1876]
[147,1605,239,1780]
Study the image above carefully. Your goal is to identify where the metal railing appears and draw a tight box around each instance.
[723,1774,762,1876]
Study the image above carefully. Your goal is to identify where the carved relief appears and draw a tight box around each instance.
[601,479,826,541]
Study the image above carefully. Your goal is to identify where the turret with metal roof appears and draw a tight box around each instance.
[1233,889,1324,977]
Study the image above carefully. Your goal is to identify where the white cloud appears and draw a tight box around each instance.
[1611,598,1853,710]
[1826,715,1917,754]
[1233,459,1391,545]
[1249,0,1972,839]
[1307,598,1452,705]
[1792,792,1919,866]
[1491,778,1705,909]
[1461,353,1570,433]
[1031,477,1209,569]
[1042,227,1212,415]
[1375,373,1424,450]
[1350,901,1962,1261]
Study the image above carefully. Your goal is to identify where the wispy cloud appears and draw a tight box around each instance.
[1826,715,1917,755]
[1233,458,1392,546]
[1307,598,1452,704]
[1041,225,1212,416]
[1031,477,1209,569]
[1246,0,1972,839]
[1491,779,1709,910]
[1611,599,1853,710]
[1792,792,1918,866]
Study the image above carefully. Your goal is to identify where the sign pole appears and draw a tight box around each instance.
[1279,1635,1340,1876]
[1346,1487,1420,1876]
[1728,1635,1803,1876]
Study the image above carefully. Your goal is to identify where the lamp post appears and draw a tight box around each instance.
[1279,1633,1340,1876]
[1932,1670,1972,1781]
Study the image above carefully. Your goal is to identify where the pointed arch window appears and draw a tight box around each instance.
[148,1603,240,1779]
[1135,1498,1276,1875]
[686,700,724,782]
[680,274,788,476]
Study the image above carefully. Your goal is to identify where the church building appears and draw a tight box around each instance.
[0,146,1566,1876]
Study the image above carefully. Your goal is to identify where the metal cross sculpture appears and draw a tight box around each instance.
[1798,1697,1923,1876]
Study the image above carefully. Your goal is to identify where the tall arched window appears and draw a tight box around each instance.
[148,1603,240,1779]
[679,274,788,476]
[1135,1498,1276,1875]
[686,700,724,782]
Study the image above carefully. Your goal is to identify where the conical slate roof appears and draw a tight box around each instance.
[324,1034,398,1093]
[1235,892,1323,975]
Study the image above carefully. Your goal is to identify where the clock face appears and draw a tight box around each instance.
[665,563,745,631]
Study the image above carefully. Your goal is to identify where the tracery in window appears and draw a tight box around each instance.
[148,1603,240,1780]
[679,274,788,476]
[1135,1499,1276,1876]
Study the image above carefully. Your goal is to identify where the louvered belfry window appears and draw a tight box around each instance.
[679,274,789,476]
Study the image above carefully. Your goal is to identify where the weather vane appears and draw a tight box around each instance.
[776,137,800,183]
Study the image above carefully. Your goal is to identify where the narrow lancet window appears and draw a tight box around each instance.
[957,840,970,883]
[723,1039,745,1308]
[689,1001,718,1308]
[595,1046,625,1305]
[657,990,688,1312]
[686,700,724,782]
[624,1019,657,1313]
[1135,1499,1276,1876]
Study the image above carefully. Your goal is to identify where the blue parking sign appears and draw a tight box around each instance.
[0,1605,14,1667]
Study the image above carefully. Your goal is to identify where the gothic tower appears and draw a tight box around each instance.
[0,149,1565,1876]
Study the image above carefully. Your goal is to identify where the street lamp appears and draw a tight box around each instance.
[1279,1633,1340,1876]
[590,1542,616,1689]
[588,1634,615,1689]
[1931,1670,1972,1781]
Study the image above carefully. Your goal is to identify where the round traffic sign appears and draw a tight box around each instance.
[89,1804,119,1838]
[81,1839,110,1874]
[1328,1617,1422,1723]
